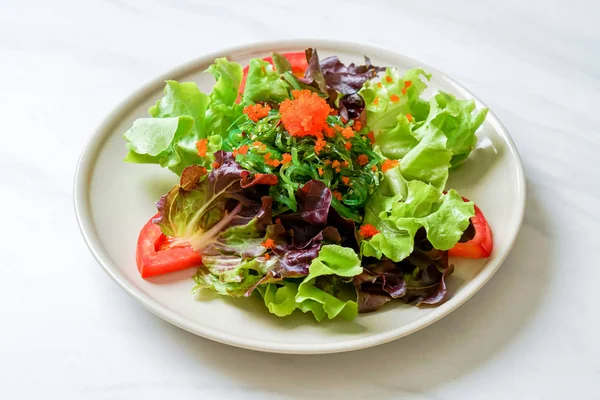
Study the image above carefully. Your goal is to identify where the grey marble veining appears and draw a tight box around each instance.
[1,0,598,398]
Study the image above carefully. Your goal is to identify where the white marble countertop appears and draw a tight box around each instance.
[2,0,599,398]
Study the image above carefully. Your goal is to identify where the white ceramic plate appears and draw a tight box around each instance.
[74,40,525,354]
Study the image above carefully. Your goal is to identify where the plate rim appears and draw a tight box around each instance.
[74,39,526,354]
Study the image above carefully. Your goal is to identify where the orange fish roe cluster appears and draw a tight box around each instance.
[314,138,327,154]
[406,114,413,122]
[341,160,349,168]
[329,109,338,116]
[341,127,355,140]
[390,94,400,103]
[264,153,281,168]
[385,76,393,83]
[401,80,413,96]
[367,131,375,145]
[341,176,351,185]
[324,125,336,138]
[279,90,332,139]
[212,161,221,169]
[281,153,292,165]
[197,166,207,175]
[332,190,343,201]
[357,154,369,167]
[331,160,341,172]
[252,141,266,151]
[264,253,271,260]
[381,159,399,172]
[354,121,362,131]
[371,165,378,172]
[344,142,352,151]
[360,224,379,238]
[262,238,276,249]
[237,144,249,155]
[373,97,379,105]
[318,167,324,176]
[196,139,208,157]
[243,103,271,122]
[324,159,332,166]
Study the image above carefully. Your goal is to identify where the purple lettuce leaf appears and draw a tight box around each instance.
[154,150,278,251]
[354,229,454,313]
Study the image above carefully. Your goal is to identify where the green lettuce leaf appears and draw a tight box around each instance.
[259,245,363,322]
[361,166,474,262]
[359,67,431,137]
[399,124,453,189]
[204,58,244,138]
[123,80,215,175]
[424,92,488,167]
[242,59,289,104]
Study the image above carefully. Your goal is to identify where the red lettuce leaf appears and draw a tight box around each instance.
[354,229,454,313]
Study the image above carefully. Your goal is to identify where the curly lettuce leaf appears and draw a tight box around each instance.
[361,166,474,262]
[355,245,454,313]
[154,151,277,249]
[242,59,289,104]
[360,68,431,136]
[259,245,363,321]
[424,92,489,167]
[205,58,244,138]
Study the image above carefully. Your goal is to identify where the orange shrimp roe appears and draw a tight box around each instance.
[237,144,249,155]
[367,131,375,145]
[354,121,362,131]
[371,165,378,172]
[331,160,341,172]
[360,224,379,238]
[318,167,324,176]
[314,138,327,154]
[279,90,332,139]
[341,160,349,168]
[264,153,281,168]
[262,238,276,249]
[332,191,343,201]
[196,139,208,157]
[281,153,292,165]
[211,161,221,169]
[329,109,338,116]
[381,159,399,172]
[252,141,266,151]
[404,80,413,89]
[324,159,332,166]
[324,125,336,138]
[344,142,352,150]
[264,253,271,260]
[341,176,351,185]
[357,154,369,167]
[243,103,271,122]
[390,94,400,103]
[406,114,413,122]
[385,76,393,83]
[341,126,355,140]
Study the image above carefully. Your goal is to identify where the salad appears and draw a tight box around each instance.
[123,49,492,321]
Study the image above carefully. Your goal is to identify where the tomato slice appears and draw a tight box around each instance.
[238,52,308,97]
[136,214,203,278]
[449,198,493,258]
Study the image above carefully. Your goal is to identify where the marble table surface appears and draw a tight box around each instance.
[2,0,599,398]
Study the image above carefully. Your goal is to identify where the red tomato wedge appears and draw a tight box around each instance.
[239,52,308,97]
[136,214,203,278]
[449,198,493,258]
